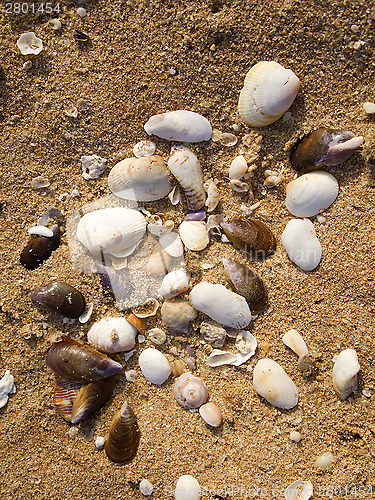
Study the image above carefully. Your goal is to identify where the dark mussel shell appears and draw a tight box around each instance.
[220,218,276,259]
[29,281,86,318]
[20,224,60,270]
[222,258,268,314]
[46,340,123,383]
[105,401,141,463]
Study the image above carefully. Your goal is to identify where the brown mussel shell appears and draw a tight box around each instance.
[220,218,276,258]
[29,281,86,318]
[20,224,60,270]
[46,340,123,383]
[222,258,268,314]
[105,401,141,463]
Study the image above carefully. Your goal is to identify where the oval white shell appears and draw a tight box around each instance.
[282,329,308,358]
[28,225,54,237]
[173,372,208,409]
[189,282,252,329]
[138,347,171,385]
[282,218,322,271]
[285,480,313,500]
[199,402,222,427]
[229,155,248,179]
[148,328,167,345]
[144,110,212,142]
[207,349,237,367]
[108,156,170,201]
[76,208,146,258]
[238,61,300,127]
[314,452,334,469]
[158,270,190,299]
[179,221,209,251]
[0,370,16,409]
[253,358,299,409]
[87,317,137,353]
[133,140,156,158]
[168,145,206,210]
[159,231,184,257]
[332,348,360,400]
[174,475,201,500]
[286,171,339,217]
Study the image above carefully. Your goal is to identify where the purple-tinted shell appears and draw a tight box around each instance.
[184,209,206,221]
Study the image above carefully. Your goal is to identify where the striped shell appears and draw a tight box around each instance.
[105,401,141,463]
[144,110,212,142]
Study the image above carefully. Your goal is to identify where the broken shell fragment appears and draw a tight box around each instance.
[285,480,313,500]
[174,372,208,409]
[133,140,156,158]
[220,218,276,258]
[29,281,86,318]
[159,231,184,258]
[17,31,43,55]
[144,110,212,142]
[230,179,250,193]
[282,219,322,271]
[204,180,221,212]
[132,298,159,318]
[161,297,197,333]
[179,221,209,251]
[175,475,201,500]
[363,102,375,114]
[200,321,227,348]
[235,330,257,355]
[87,317,138,353]
[138,348,171,385]
[332,348,360,400]
[148,328,167,346]
[199,402,222,427]
[105,401,141,463]
[20,224,60,270]
[81,154,107,180]
[158,270,190,299]
[282,329,308,358]
[207,349,237,367]
[0,370,16,409]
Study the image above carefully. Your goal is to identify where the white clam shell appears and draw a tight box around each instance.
[168,145,206,210]
[179,221,209,251]
[76,208,146,258]
[282,218,322,271]
[174,372,208,409]
[199,402,222,427]
[87,317,137,353]
[138,347,171,385]
[174,475,201,500]
[28,225,54,237]
[133,140,156,158]
[159,231,184,257]
[108,155,171,202]
[229,155,248,179]
[314,452,334,469]
[189,282,252,329]
[235,330,257,355]
[158,270,190,298]
[253,358,299,409]
[17,32,43,55]
[207,349,237,367]
[282,329,309,358]
[0,370,16,409]
[144,110,212,142]
[286,171,339,217]
[332,348,360,400]
[285,480,313,500]
[238,61,300,127]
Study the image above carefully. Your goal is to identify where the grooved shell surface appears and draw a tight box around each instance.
[87,317,138,353]
[105,401,141,463]
[173,372,208,409]
[282,218,322,271]
[144,110,212,142]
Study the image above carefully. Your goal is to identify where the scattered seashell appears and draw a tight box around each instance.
[146,245,172,276]
[81,154,107,180]
[207,349,237,367]
[230,179,250,193]
[229,155,248,179]
[190,282,252,329]
[179,221,209,251]
[37,206,61,226]
[220,218,276,259]
[53,378,81,422]
[126,313,145,335]
[185,210,206,221]
[87,317,138,353]
[77,6,87,16]
[363,102,375,114]
[139,479,154,497]
[132,298,159,318]
[144,110,212,142]
[159,231,184,258]
[79,302,94,324]
[285,171,339,217]
[95,261,133,303]
[108,156,170,201]
[148,328,167,345]
[31,176,50,189]
[314,452,334,469]
[138,348,171,385]
[161,298,197,333]
[290,431,303,443]
[158,270,190,298]
[95,436,105,449]
[199,402,222,427]
[16,32,43,55]
[125,369,138,382]
[49,19,62,30]
[238,61,300,127]
[170,359,186,378]
[285,480,313,500]
[219,132,237,147]
[73,29,89,42]
[174,475,201,500]
[200,321,226,348]
[211,129,222,142]
[204,180,220,212]
[133,140,156,158]
[105,401,141,463]
[168,185,181,205]
[28,225,54,238]
[64,105,78,118]
[174,372,208,409]
[281,219,322,271]
[264,173,282,188]
[0,371,16,409]
[235,330,257,355]
[282,329,308,358]
[332,348,360,400]
[20,224,60,270]
[253,358,299,409]
[29,281,86,318]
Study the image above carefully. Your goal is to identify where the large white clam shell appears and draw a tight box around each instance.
[282,218,322,271]
[138,347,171,385]
[174,372,208,409]
[286,171,339,217]
[238,61,300,127]
[332,348,360,400]
[108,155,170,201]
[179,221,209,251]
[189,281,252,329]
[87,317,137,353]
[144,110,212,142]
[253,358,299,409]
[76,207,146,258]
[285,480,313,500]
[158,270,190,299]
[174,475,201,500]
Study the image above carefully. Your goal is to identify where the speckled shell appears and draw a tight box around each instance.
[179,220,209,251]
[161,297,197,333]
[108,155,171,201]
[105,401,141,463]
[174,372,208,409]
[282,219,322,271]
[238,61,300,127]
[144,110,212,142]
[87,317,138,353]
[29,281,86,318]
[332,348,360,400]
[220,218,276,259]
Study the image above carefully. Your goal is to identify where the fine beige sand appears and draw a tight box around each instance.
[1,1,375,499]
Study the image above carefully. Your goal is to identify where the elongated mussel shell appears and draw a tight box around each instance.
[29,281,86,318]
[222,258,268,313]
[105,401,141,463]
[20,224,60,270]
[46,340,123,383]
[220,218,276,258]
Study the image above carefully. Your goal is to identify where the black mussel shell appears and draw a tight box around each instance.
[105,401,141,463]
[20,224,60,270]
[29,281,86,318]
[220,218,276,259]
[73,30,89,42]
[46,340,123,383]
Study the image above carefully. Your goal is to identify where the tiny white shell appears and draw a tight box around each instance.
[229,155,248,179]
[87,317,137,353]
[138,348,171,385]
[139,479,154,497]
[332,348,360,400]
[144,110,212,142]
[282,329,309,358]
[158,270,190,298]
[81,154,107,180]
[174,475,201,500]
[199,402,222,427]
[148,328,167,345]
[28,226,54,237]
[235,330,257,355]
[78,302,94,324]
[204,180,221,212]
[363,102,375,114]
[0,370,16,409]
[314,452,334,469]
[133,140,156,158]
[179,221,209,251]
[282,218,322,271]
[285,480,313,500]
[16,32,43,55]
[230,179,249,193]
[159,231,184,257]
[174,372,208,409]
[289,431,303,442]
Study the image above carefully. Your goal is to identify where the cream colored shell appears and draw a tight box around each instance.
[144,110,212,142]
[332,348,360,400]
[158,270,190,298]
[282,218,322,271]
[87,317,137,353]
[174,475,201,500]
[173,372,208,409]
[179,220,209,251]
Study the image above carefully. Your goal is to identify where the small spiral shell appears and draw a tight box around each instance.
[173,372,208,409]
[105,401,141,463]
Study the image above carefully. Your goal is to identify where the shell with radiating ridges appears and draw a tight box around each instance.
[87,317,138,353]
[179,220,209,251]
[174,372,208,409]
[238,61,300,127]
[144,110,212,142]
[282,218,322,271]
[158,270,190,299]
[332,348,360,400]
[105,401,141,463]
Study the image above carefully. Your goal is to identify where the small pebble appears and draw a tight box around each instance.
[168,68,176,75]
[138,334,146,343]
[362,389,371,398]
[314,452,334,468]
[69,427,79,439]
[139,479,154,496]
[363,102,375,114]
[22,61,32,71]
[289,430,302,442]
[316,215,326,223]
[232,123,240,132]
[125,369,138,382]
[283,111,292,121]
[95,436,105,450]
[351,24,359,33]
[31,176,50,189]
[49,19,62,30]
[77,7,87,16]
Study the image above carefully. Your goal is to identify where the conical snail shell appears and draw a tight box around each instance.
[144,110,212,142]
[220,218,276,258]
[105,401,141,463]
[173,372,208,409]
[28,281,86,318]
[332,348,360,400]
[20,224,60,270]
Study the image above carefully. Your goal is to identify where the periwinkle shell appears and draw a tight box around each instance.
[46,340,123,383]
[220,218,276,258]
[20,224,60,270]
[105,401,141,463]
[29,281,86,318]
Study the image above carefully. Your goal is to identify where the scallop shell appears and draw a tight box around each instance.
[87,317,138,353]
[173,372,208,409]
[332,348,360,400]
[253,358,299,409]
[138,348,171,385]
[144,110,212,142]
[285,171,339,217]
[238,61,300,127]
[189,281,252,329]
[285,480,313,500]
[105,401,141,463]
[108,155,170,201]
[168,145,206,210]
[179,221,209,251]
[282,218,322,271]
[199,402,222,427]
[76,208,146,258]
[158,270,190,299]
[174,475,201,500]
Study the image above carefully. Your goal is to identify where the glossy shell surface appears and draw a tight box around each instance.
[20,224,60,270]
[105,401,141,463]
[220,218,276,258]
[332,348,360,400]
[282,218,322,271]
[138,348,171,385]
[29,281,86,318]
[173,372,208,409]
[144,110,212,142]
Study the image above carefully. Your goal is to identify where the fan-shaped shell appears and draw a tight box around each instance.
[285,171,339,217]
[108,155,170,201]
[179,220,209,251]
[332,348,360,400]
[87,317,138,353]
[173,372,208,409]
[238,61,300,127]
[282,218,322,271]
[144,110,212,142]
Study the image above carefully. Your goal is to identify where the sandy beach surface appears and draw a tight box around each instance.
[1,0,375,499]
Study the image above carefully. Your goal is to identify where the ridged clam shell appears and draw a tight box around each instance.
[76,208,146,258]
[87,317,138,353]
[108,155,170,201]
[332,348,360,400]
[168,145,206,210]
[179,220,209,251]
[253,358,299,409]
[286,171,339,217]
[238,61,300,127]
[144,110,212,142]
[282,219,322,271]
[158,270,190,298]
[174,372,208,409]
[105,401,141,463]
[189,281,252,329]
[138,348,171,385]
